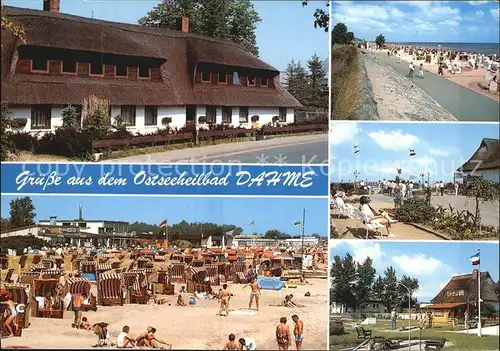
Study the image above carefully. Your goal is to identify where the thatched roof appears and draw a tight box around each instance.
[1,6,301,108]
[431,270,498,304]
[458,138,500,172]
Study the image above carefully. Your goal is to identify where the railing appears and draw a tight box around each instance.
[91,133,193,151]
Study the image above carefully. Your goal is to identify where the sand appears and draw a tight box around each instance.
[0,280,327,350]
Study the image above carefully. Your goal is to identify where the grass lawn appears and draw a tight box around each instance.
[331,45,359,120]
[330,321,499,350]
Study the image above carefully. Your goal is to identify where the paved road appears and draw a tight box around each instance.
[372,193,499,227]
[373,52,499,121]
[110,134,328,164]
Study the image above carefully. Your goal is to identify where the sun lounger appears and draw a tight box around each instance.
[348,207,385,239]
[97,273,123,306]
[4,283,32,329]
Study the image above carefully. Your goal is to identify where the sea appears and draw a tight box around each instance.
[395,42,500,56]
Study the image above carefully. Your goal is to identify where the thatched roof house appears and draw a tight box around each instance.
[1,2,301,133]
[457,138,500,183]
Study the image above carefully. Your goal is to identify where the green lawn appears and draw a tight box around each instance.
[330,321,499,350]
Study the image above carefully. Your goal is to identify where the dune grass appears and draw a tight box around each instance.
[331,45,360,120]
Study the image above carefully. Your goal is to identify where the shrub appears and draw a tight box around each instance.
[198,116,207,124]
[0,235,47,255]
[61,105,81,129]
[9,132,37,151]
[397,197,436,224]
[272,116,279,123]
[251,115,260,122]
[330,325,345,335]
[35,127,92,160]
[10,118,27,128]
[1,104,14,161]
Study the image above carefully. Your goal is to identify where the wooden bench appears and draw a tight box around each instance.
[356,326,372,339]
[424,338,446,350]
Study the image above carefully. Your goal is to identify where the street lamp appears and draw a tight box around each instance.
[387,282,412,350]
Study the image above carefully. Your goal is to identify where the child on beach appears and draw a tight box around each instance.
[419,63,424,79]
[176,294,186,306]
[81,316,92,330]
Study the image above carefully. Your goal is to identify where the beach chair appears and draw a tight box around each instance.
[79,261,97,281]
[231,262,247,283]
[191,259,205,267]
[19,255,28,270]
[4,283,32,329]
[18,272,40,286]
[168,263,186,283]
[0,254,8,269]
[95,263,113,278]
[349,207,385,239]
[97,273,123,306]
[40,258,55,270]
[30,263,46,273]
[40,269,63,279]
[4,268,14,283]
[67,277,96,311]
[186,267,208,293]
[33,279,64,319]
[203,264,220,285]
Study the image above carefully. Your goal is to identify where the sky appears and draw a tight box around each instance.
[4,0,329,72]
[332,0,500,43]
[329,122,500,182]
[330,241,500,302]
[0,195,328,236]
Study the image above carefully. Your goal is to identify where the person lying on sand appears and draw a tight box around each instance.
[116,325,135,348]
[176,294,186,306]
[223,333,239,350]
[81,317,92,330]
[154,295,169,305]
[136,326,172,349]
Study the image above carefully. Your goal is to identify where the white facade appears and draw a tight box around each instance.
[0,225,43,238]
[232,236,319,248]
[462,169,500,183]
[8,105,295,135]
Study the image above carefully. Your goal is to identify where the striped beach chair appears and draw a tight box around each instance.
[231,262,247,283]
[40,269,62,279]
[97,273,123,306]
[80,261,97,281]
[96,263,113,276]
[203,264,220,285]
[40,258,55,269]
[168,263,186,283]
[30,263,46,273]
[123,272,149,304]
[4,282,31,328]
[186,267,208,293]
[4,268,15,283]
[191,259,205,268]
[33,279,64,319]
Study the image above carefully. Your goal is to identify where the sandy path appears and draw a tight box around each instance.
[360,51,456,121]
[0,280,327,350]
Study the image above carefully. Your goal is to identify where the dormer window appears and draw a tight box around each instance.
[115,64,128,77]
[31,58,48,72]
[218,71,227,84]
[248,77,255,86]
[233,72,240,85]
[261,77,269,87]
[201,71,211,82]
[139,66,150,78]
[90,58,103,75]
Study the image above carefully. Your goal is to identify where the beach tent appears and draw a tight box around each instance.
[257,277,284,291]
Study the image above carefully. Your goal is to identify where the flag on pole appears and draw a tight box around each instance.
[409,149,416,156]
[294,221,302,227]
[354,145,360,154]
[159,220,168,228]
[249,220,255,226]
[468,251,480,265]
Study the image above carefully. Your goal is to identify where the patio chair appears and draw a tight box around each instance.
[349,207,385,239]
[356,326,372,339]
[424,338,446,350]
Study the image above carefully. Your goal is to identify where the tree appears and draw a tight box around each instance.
[332,23,348,45]
[61,105,81,130]
[380,266,399,312]
[330,253,357,310]
[139,0,261,56]
[398,275,419,309]
[307,53,328,108]
[264,229,283,239]
[463,176,500,233]
[354,257,376,310]
[0,104,13,161]
[0,235,46,255]
[301,1,329,32]
[375,34,385,48]
[372,275,385,302]
[9,197,36,228]
[285,60,311,106]
[346,32,355,44]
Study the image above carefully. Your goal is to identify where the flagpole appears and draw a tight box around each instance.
[301,208,305,276]
[477,249,482,337]
[165,219,169,250]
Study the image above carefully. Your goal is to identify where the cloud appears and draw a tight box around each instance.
[439,19,459,26]
[391,8,405,18]
[416,23,437,31]
[491,8,500,20]
[427,147,453,157]
[392,254,444,276]
[346,242,386,265]
[330,122,360,146]
[476,10,485,18]
[414,155,436,166]
[367,130,420,151]
[468,0,491,5]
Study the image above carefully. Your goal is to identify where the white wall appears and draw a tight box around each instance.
[463,169,500,183]
[248,107,294,127]
[8,106,62,134]
[0,226,41,238]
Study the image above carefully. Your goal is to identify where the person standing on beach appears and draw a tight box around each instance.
[408,62,414,78]
[276,317,292,350]
[419,63,424,79]
[218,284,231,317]
[71,292,85,328]
[246,278,261,311]
[454,182,459,196]
[438,62,444,76]
[391,309,397,330]
[292,315,304,350]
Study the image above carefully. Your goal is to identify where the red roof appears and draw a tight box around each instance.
[426,302,467,309]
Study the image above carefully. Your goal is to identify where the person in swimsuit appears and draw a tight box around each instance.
[276,317,291,350]
[218,284,231,317]
[81,316,92,330]
[136,326,172,349]
[116,325,136,348]
[223,333,239,350]
[176,294,186,306]
[246,279,261,311]
[292,315,304,350]
[71,292,86,328]
[1,296,18,337]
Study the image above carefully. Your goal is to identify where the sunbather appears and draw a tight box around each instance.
[1,296,18,337]
[176,294,186,306]
[359,196,395,237]
[223,333,239,350]
[116,325,135,348]
[136,326,172,349]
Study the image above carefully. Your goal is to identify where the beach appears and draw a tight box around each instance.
[0,279,327,349]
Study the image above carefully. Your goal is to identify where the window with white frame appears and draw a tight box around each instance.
[239,107,248,123]
[222,107,232,123]
[31,105,51,129]
[206,106,216,123]
[279,107,287,122]
[120,105,136,126]
[145,106,158,126]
